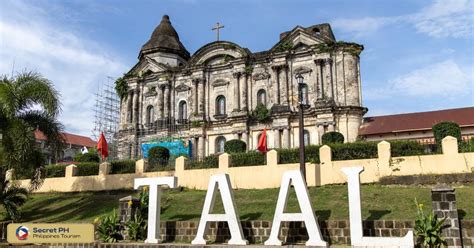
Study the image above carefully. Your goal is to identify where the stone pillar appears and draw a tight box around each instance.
[233,133,239,140]
[242,131,249,150]
[139,84,144,125]
[318,125,325,144]
[65,165,78,177]
[118,196,140,223]
[192,79,198,115]
[315,59,324,100]
[163,84,170,119]
[233,72,241,111]
[281,66,289,106]
[127,91,133,123]
[157,85,164,118]
[325,58,334,99]
[198,136,205,158]
[99,162,111,176]
[431,186,462,247]
[328,123,335,132]
[240,74,248,111]
[282,128,290,148]
[133,89,139,124]
[272,66,280,105]
[199,79,205,115]
[274,129,281,149]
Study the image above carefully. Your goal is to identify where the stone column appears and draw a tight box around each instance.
[198,136,205,158]
[431,186,462,247]
[328,123,335,132]
[139,84,144,125]
[274,129,281,149]
[242,131,249,150]
[133,89,139,124]
[325,58,334,99]
[318,125,325,144]
[199,79,205,115]
[281,65,289,106]
[272,66,280,105]
[157,85,164,119]
[233,133,239,140]
[127,91,133,123]
[233,72,241,111]
[163,84,170,119]
[314,59,324,100]
[240,73,248,111]
[282,128,290,148]
[192,79,199,115]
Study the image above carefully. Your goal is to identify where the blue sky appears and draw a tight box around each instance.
[0,0,473,137]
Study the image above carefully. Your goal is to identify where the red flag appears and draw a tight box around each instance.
[257,128,268,153]
[97,132,108,160]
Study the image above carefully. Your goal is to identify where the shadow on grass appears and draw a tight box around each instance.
[166,214,201,221]
[315,210,331,221]
[366,210,391,220]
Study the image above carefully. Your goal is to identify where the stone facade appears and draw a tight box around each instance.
[118,15,367,159]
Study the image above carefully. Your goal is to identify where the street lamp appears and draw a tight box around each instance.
[295,73,307,182]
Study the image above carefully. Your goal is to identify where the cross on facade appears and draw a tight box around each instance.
[212,22,224,41]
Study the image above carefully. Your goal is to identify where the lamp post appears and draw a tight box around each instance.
[295,74,307,182]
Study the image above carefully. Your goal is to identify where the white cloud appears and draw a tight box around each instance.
[0,1,128,137]
[332,0,473,38]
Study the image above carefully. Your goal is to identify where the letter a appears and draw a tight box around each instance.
[264,170,327,247]
[134,176,177,243]
[341,167,414,247]
[191,174,248,245]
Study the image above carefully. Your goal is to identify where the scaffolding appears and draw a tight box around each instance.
[92,76,120,159]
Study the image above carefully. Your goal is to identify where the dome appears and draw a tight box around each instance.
[140,15,190,60]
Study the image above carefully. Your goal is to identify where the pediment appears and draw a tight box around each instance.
[211,79,230,87]
[252,72,271,81]
[175,83,191,92]
[130,57,170,76]
[188,41,251,66]
[270,27,326,53]
[294,66,313,75]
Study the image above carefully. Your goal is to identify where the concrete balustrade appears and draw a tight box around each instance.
[15,136,473,192]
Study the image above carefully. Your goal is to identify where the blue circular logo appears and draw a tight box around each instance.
[15,226,29,240]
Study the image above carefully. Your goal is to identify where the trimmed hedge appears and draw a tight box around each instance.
[432,121,461,147]
[74,150,100,163]
[110,160,135,174]
[45,164,66,178]
[230,151,265,167]
[148,146,170,167]
[76,162,100,176]
[330,142,378,161]
[185,155,219,169]
[390,140,426,157]
[460,138,474,153]
[224,140,247,153]
[321,132,344,145]
[277,145,321,164]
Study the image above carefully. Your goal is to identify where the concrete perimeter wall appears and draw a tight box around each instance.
[17,136,474,192]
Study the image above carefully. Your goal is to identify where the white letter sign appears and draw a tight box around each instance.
[134,176,177,244]
[341,167,414,247]
[264,170,327,247]
[192,174,248,245]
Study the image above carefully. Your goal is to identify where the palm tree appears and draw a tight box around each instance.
[0,71,64,219]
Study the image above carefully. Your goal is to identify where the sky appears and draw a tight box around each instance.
[0,0,473,137]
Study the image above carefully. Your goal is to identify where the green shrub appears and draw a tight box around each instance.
[250,103,270,123]
[230,151,265,167]
[432,121,461,148]
[110,160,135,174]
[95,211,123,243]
[414,199,446,247]
[330,142,378,161]
[185,155,219,169]
[460,138,474,152]
[44,164,66,178]
[321,132,344,145]
[390,140,426,157]
[76,162,99,176]
[74,149,100,163]
[125,213,147,241]
[224,140,247,153]
[277,145,321,164]
[148,146,170,167]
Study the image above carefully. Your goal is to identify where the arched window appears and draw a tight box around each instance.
[215,136,226,153]
[178,101,187,120]
[257,89,267,106]
[146,105,154,124]
[303,130,310,146]
[216,95,226,115]
[300,84,309,105]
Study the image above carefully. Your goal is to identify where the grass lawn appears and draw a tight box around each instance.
[7,183,474,223]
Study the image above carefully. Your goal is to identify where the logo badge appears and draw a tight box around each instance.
[15,226,28,240]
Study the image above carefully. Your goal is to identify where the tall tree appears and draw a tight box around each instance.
[0,71,64,192]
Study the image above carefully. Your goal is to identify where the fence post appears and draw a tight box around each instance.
[442,136,458,155]
[266,149,278,166]
[65,164,78,177]
[377,141,391,175]
[319,145,332,165]
[219,153,230,171]
[99,162,111,176]
[175,156,186,172]
[431,185,462,247]
[135,159,147,174]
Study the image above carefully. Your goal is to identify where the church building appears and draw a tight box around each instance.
[117,15,367,159]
